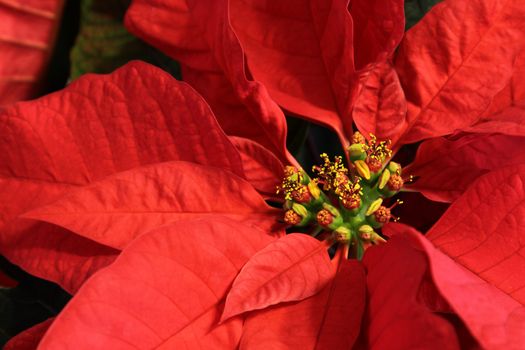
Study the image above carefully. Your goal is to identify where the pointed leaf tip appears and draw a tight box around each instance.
[23,161,279,249]
[396,0,525,143]
[239,259,366,350]
[38,218,274,349]
[221,234,334,321]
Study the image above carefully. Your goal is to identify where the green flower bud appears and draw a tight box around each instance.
[333,226,352,243]
[292,203,309,218]
[322,202,341,217]
[348,143,367,161]
[387,161,402,175]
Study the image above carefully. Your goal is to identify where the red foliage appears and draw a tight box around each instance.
[0,0,64,105]
[1,0,525,348]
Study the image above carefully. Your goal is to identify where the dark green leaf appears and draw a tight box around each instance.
[70,0,180,79]
[404,0,443,30]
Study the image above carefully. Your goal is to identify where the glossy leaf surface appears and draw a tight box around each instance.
[349,0,404,70]
[481,51,525,118]
[382,165,525,348]
[385,221,525,350]
[229,136,284,197]
[466,52,525,136]
[230,0,354,142]
[428,164,525,306]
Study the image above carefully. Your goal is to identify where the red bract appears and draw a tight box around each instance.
[240,256,366,349]
[394,0,525,145]
[39,219,277,349]
[0,61,292,347]
[123,0,291,165]
[229,0,404,144]
[0,60,265,293]
[406,134,525,202]
[24,161,280,249]
[2,0,525,349]
[222,235,334,321]
[0,0,64,105]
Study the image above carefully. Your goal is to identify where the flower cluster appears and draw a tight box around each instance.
[278,133,405,257]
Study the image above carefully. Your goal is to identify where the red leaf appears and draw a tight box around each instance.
[39,218,274,349]
[0,0,64,105]
[465,108,525,136]
[352,61,407,146]
[406,134,525,202]
[0,155,117,293]
[0,176,117,293]
[428,164,525,306]
[395,0,525,144]
[481,50,525,118]
[0,61,245,288]
[230,136,284,197]
[349,0,405,70]
[0,60,244,185]
[362,236,464,349]
[3,221,117,293]
[125,0,290,163]
[389,223,525,349]
[240,259,365,350]
[463,51,525,136]
[4,318,54,350]
[222,234,334,321]
[411,164,525,348]
[0,61,244,216]
[229,0,354,143]
[25,161,282,249]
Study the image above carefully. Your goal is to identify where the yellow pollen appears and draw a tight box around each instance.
[352,131,366,144]
[338,181,362,202]
[284,210,301,225]
[277,169,304,200]
[312,153,349,192]
[366,134,393,161]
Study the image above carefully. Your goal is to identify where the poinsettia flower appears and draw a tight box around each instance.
[0,0,64,105]
[123,0,525,347]
[3,0,525,349]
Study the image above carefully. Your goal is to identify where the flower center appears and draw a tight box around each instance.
[277,132,406,259]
